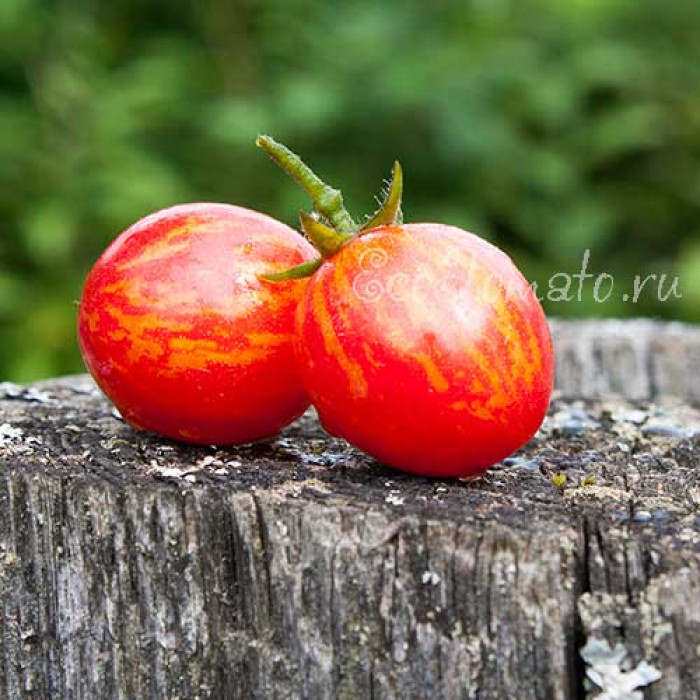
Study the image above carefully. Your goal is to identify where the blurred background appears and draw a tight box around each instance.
[1,0,699,381]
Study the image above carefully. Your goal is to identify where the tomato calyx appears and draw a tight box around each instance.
[299,211,351,257]
[359,160,404,232]
[261,256,324,282]
[256,134,403,281]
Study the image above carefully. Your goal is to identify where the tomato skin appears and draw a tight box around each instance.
[295,223,554,477]
[78,203,316,445]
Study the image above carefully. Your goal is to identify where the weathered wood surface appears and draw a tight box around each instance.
[550,318,700,405]
[0,319,699,700]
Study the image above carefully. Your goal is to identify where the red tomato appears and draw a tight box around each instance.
[78,203,316,444]
[294,223,554,477]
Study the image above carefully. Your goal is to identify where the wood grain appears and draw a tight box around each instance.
[1,319,699,699]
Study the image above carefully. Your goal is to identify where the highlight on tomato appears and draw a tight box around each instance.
[78,202,316,445]
[257,136,554,478]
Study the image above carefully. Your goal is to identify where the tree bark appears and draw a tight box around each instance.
[1,319,699,699]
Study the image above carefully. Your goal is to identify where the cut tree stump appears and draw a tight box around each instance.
[1,319,700,700]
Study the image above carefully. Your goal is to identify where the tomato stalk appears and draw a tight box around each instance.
[256,135,356,234]
[257,135,405,281]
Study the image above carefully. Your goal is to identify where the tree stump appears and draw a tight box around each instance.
[1,319,699,699]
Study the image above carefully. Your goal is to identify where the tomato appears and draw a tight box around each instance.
[294,224,554,477]
[78,203,316,445]
[256,135,554,478]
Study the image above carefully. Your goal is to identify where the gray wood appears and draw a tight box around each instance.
[550,318,700,405]
[1,319,699,699]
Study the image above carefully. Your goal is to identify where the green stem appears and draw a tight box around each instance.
[256,135,356,234]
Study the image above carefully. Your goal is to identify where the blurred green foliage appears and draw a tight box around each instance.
[1,0,699,381]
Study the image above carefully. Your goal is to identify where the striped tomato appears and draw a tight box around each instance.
[257,135,554,477]
[78,203,316,444]
[295,224,554,477]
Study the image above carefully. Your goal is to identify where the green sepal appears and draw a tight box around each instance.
[360,161,404,232]
[259,257,324,282]
[299,211,353,257]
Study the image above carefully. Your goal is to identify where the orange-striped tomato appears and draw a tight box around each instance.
[78,203,316,444]
[295,223,554,477]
